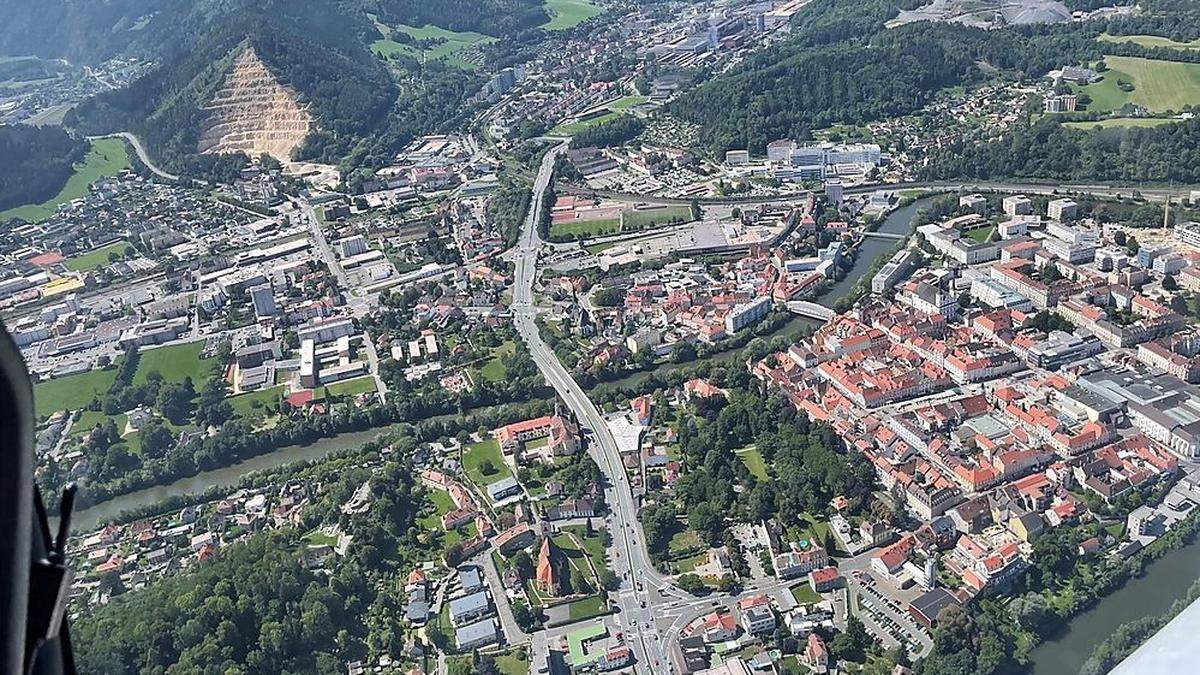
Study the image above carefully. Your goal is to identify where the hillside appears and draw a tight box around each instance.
[376,0,551,37]
[197,47,315,161]
[0,125,88,213]
[670,0,1105,155]
[63,0,395,178]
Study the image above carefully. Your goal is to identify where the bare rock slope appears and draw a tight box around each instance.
[197,47,313,161]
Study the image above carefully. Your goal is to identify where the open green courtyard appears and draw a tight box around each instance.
[462,438,512,488]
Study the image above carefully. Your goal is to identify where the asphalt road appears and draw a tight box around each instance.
[512,141,696,672]
[90,132,181,181]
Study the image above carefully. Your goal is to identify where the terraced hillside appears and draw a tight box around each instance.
[197,48,314,161]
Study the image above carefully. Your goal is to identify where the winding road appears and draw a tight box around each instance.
[89,132,180,181]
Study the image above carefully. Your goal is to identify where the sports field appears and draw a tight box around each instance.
[1073,56,1200,113]
[541,0,603,31]
[318,376,377,398]
[0,137,130,223]
[64,241,134,272]
[550,95,648,135]
[549,217,621,239]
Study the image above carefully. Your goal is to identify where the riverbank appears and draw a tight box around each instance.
[1028,516,1200,674]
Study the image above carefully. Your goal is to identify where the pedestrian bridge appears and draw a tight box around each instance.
[785,300,836,322]
[861,231,907,241]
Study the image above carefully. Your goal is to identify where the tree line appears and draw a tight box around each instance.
[0,125,87,216]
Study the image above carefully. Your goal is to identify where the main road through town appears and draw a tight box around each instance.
[512,141,694,672]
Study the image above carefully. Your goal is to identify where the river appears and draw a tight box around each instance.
[1028,535,1200,674]
[71,424,398,531]
[70,196,938,530]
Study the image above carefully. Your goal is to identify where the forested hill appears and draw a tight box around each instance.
[922,117,1200,184]
[0,0,176,64]
[63,0,396,179]
[670,0,1102,155]
[376,0,551,37]
[0,126,87,213]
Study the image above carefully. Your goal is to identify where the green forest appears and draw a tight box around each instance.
[377,0,551,37]
[74,458,427,673]
[922,116,1200,183]
[670,0,1105,154]
[0,125,87,212]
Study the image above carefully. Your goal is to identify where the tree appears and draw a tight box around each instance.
[478,459,498,476]
[642,503,680,555]
[688,502,724,546]
[511,550,534,581]
[598,569,620,592]
[195,376,233,427]
[157,378,195,425]
[831,616,872,662]
[671,342,697,364]
[592,288,623,307]
[1010,592,1054,634]
[676,574,705,595]
[140,418,176,456]
[1164,275,1179,291]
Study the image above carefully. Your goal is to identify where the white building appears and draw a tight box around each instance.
[724,296,772,333]
[1003,195,1033,217]
[1048,198,1078,221]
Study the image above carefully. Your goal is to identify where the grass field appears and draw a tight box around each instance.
[34,369,118,418]
[963,224,995,243]
[567,594,608,621]
[1063,117,1181,130]
[1099,33,1200,50]
[735,445,769,481]
[550,95,648,135]
[420,487,457,530]
[559,524,610,576]
[493,649,531,675]
[480,341,516,383]
[791,582,822,604]
[0,137,130,223]
[542,0,603,31]
[462,438,512,488]
[549,217,621,239]
[133,341,217,386]
[621,204,692,228]
[228,385,285,418]
[319,376,377,398]
[371,22,495,70]
[1072,56,1200,113]
[668,529,703,557]
[64,241,134,272]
